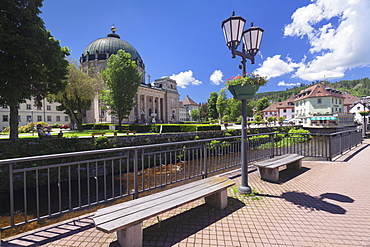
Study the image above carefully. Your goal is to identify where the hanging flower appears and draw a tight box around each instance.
[225,73,268,88]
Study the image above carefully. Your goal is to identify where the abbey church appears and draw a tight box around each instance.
[80,26,180,124]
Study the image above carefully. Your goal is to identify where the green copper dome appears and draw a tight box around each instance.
[82,27,143,67]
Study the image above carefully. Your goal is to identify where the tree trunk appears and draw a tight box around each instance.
[118,114,123,132]
[9,105,19,140]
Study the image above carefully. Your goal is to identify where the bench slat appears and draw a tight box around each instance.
[261,156,304,169]
[94,177,228,222]
[95,179,234,233]
[254,154,303,168]
[95,176,224,217]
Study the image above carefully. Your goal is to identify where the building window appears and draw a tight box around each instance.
[37,106,42,110]
[317,98,322,104]
[65,116,69,122]
[2,105,8,109]
[56,116,61,122]
[26,104,31,110]
[283,109,287,113]
[47,116,52,122]
[18,115,21,122]
[47,105,51,111]
[2,115,8,122]
[37,116,42,121]
[27,116,32,122]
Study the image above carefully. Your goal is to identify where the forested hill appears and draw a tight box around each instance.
[255,77,370,102]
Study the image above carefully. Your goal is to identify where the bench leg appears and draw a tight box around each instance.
[257,167,279,182]
[286,159,302,170]
[116,222,142,247]
[205,189,228,210]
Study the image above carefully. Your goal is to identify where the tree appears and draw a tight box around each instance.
[101,50,141,132]
[50,63,100,131]
[216,89,228,124]
[0,0,69,140]
[207,92,218,120]
[278,116,285,126]
[226,98,242,121]
[256,97,270,115]
[190,109,200,122]
[200,102,208,121]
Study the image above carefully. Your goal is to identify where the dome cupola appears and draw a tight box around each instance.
[80,26,144,69]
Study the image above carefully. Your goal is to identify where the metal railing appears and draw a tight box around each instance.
[0,129,362,230]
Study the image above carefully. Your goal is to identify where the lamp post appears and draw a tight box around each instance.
[360,98,369,138]
[222,12,264,194]
[31,110,34,136]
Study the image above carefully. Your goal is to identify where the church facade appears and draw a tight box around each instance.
[79,27,180,124]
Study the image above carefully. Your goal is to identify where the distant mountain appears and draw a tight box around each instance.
[255,78,370,102]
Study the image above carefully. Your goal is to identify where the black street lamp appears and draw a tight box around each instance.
[222,12,264,194]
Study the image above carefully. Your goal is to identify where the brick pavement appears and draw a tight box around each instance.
[2,140,370,247]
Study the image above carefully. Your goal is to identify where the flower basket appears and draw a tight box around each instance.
[225,74,267,100]
[359,111,369,116]
[228,84,260,99]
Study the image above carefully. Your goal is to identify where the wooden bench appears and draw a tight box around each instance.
[91,132,106,137]
[254,154,304,182]
[93,176,234,247]
[126,130,137,135]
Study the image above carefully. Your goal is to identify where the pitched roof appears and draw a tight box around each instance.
[181,95,199,106]
[262,102,279,112]
[276,96,295,109]
[342,93,360,106]
[294,82,345,101]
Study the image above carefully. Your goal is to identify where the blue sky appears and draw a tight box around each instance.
[40,0,370,103]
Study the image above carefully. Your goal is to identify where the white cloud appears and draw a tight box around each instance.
[170,70,202,89]
[254,55,300,79]
[209,70,223,85]
[284,0,370,81]
[277,81,301,87]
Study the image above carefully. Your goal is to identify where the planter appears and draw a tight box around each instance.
[359,111,369,116]
[227,84,260,100]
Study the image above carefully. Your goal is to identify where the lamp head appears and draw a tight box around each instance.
[221,12,246,50]
[242,24,264,57]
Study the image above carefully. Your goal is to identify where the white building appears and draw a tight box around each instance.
[178,95,200,122]
[1,99,70,131]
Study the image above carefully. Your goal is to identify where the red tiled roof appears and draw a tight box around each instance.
[181,95,199,106]
[294,82,345,101]
[342,93,360,105]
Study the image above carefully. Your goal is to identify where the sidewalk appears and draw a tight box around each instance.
[2,140,370,246]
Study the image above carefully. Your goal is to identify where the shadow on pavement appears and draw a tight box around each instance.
[2,215,94,247]
[257,191,354,215]
[276,167,311,184]
[109,197,245,247]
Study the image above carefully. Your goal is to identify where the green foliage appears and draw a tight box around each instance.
[101,50,141,131]
[222,115,230,123]
[216,89,228,121]
[254,115,262,122]
[207,92,218,120]
[93,136,109,149]
[190,109,200,121]
[151,124,221,133]
[256,97,270,114]
[50,63,99,131]
[0,0,69,139]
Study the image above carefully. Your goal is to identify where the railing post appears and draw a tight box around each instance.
[9,163,14,227]
[133,149,139,199]
[328,134,333,161]
[202,142,208,178]
[270,133,275,157]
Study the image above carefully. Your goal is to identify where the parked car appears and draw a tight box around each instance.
[59,124,71,129]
